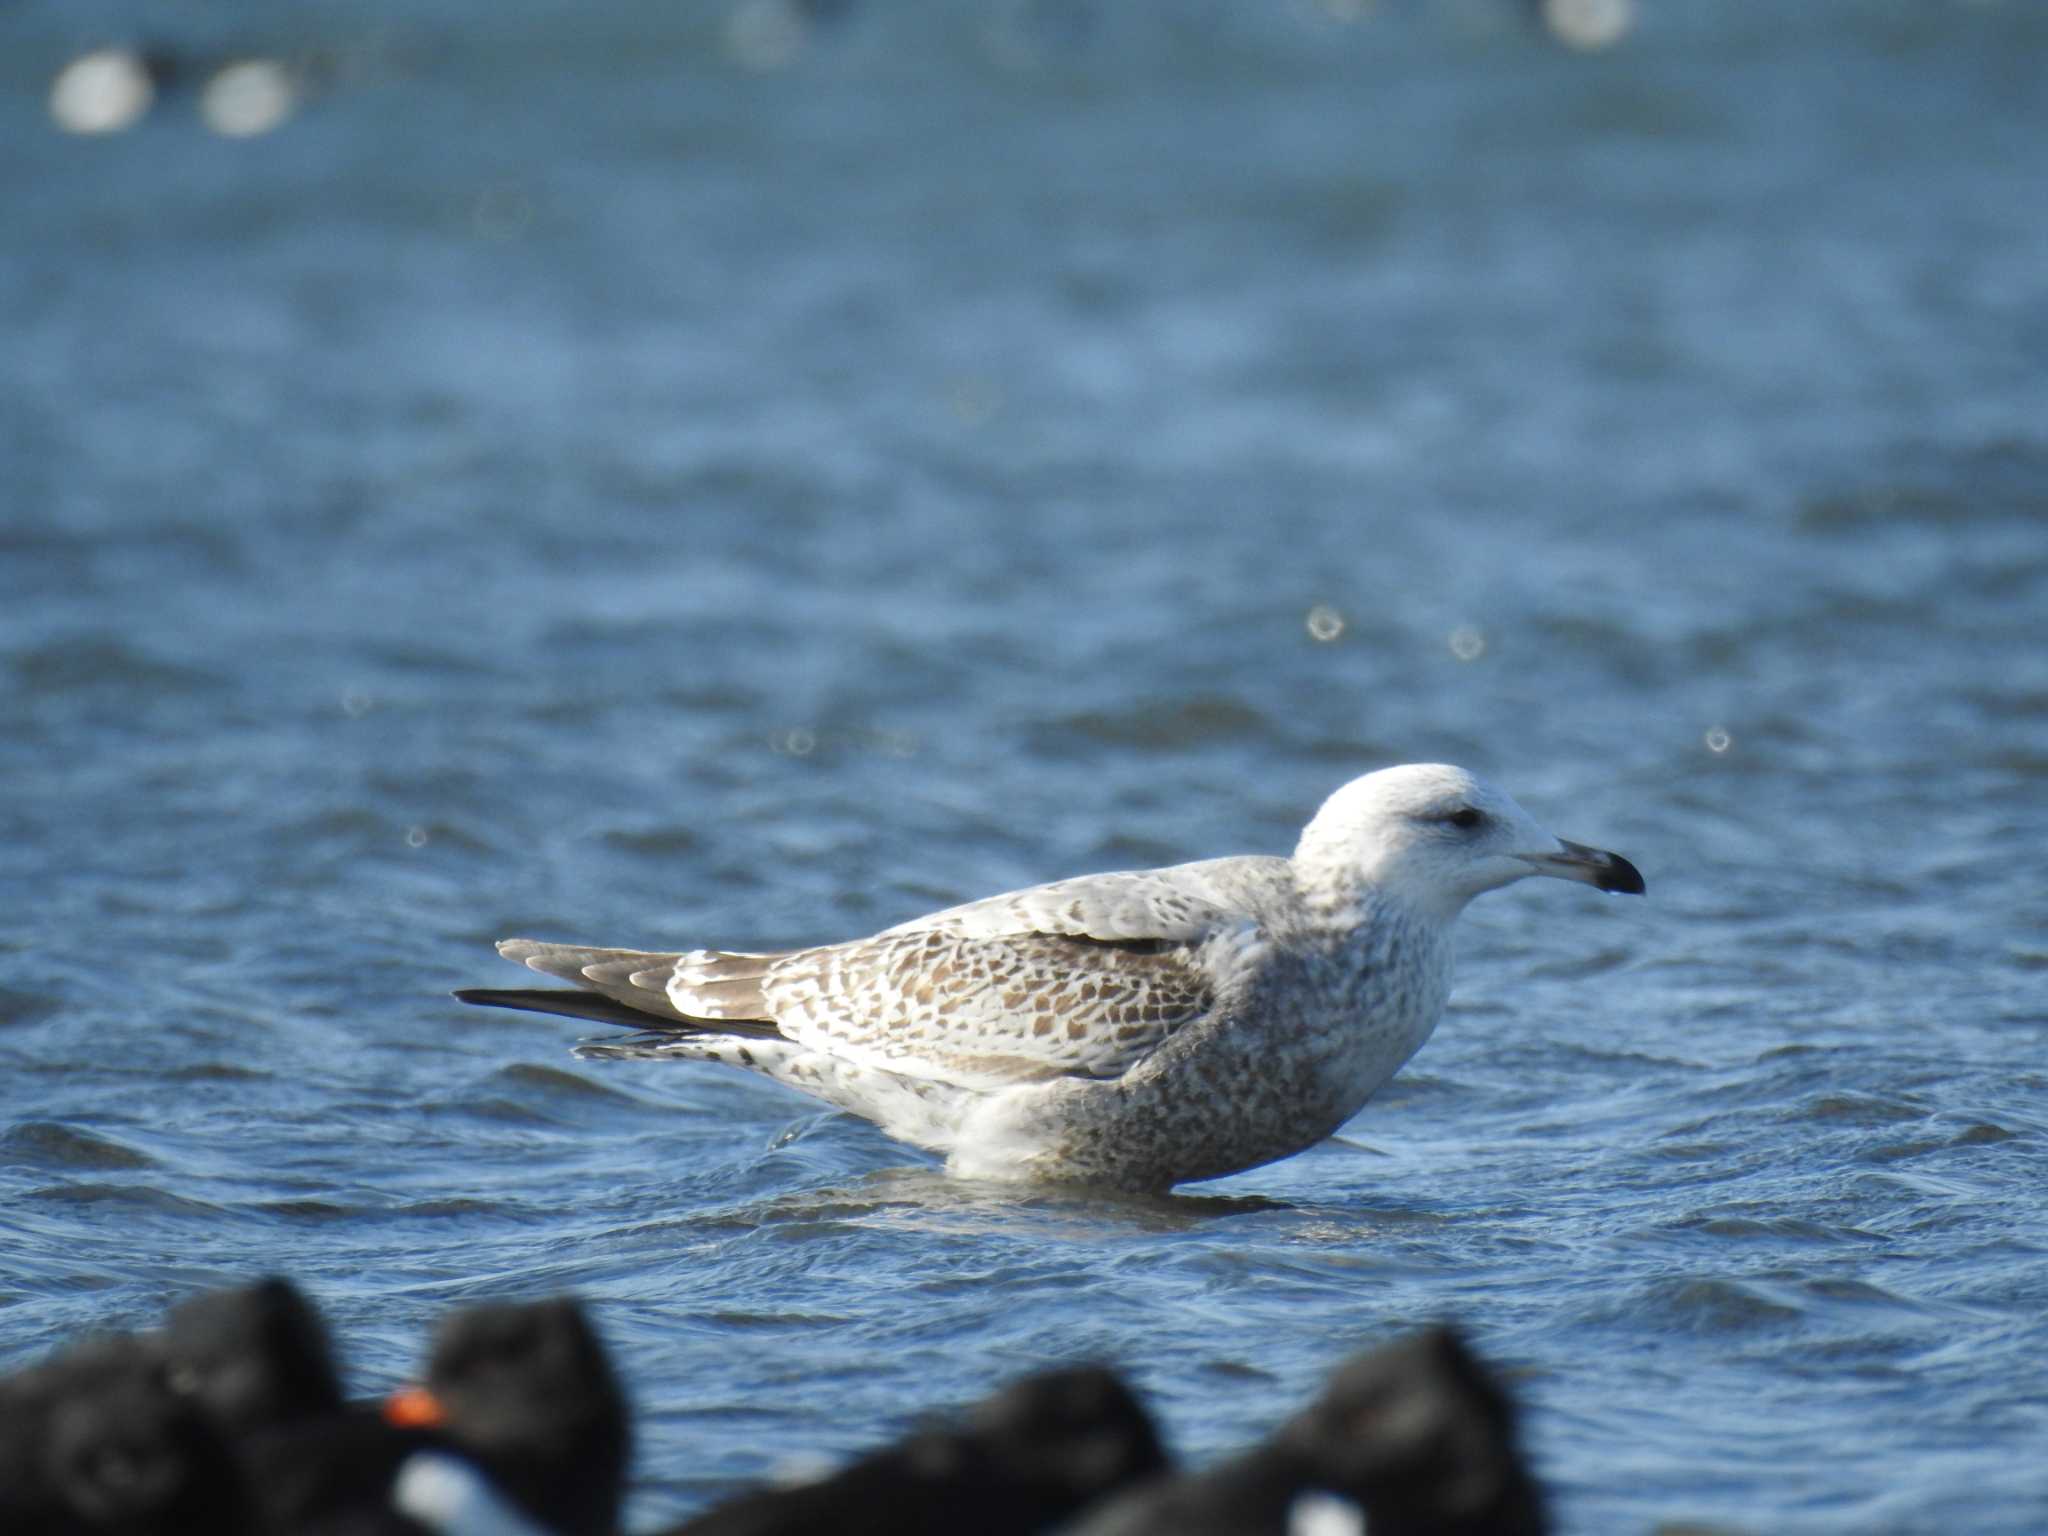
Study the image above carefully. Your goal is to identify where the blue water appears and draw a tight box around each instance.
[5,2,2047,1529]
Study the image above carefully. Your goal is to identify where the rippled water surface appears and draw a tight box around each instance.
[4,3,2046,1530]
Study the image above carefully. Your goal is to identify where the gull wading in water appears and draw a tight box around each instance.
[456,765,1644,1191]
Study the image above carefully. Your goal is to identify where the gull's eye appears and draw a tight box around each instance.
[1446,807,1484,831]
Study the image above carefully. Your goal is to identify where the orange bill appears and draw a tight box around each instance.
[383,1384,448,1429]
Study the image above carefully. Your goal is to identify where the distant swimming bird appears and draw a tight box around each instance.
[458,765,1643,1191]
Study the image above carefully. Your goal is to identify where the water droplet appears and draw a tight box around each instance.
[1448,625,1486,661]
[1704,727,1732,754]
[1305,605,1345,643]
[405,825,429,848]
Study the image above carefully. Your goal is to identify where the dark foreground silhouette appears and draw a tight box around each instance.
[0,1279,1545,1535]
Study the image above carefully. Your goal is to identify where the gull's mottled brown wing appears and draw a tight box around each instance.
[682,927,1222,1086]
[486,859,1287,1089]
[668,861,1293,1086]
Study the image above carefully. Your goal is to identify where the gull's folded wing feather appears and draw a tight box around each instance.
[495,940,697,1022]
[718,927,1223,1087]
[485,859,1286,1091]
[883,857,1288,943]
[704,860,1289,1087]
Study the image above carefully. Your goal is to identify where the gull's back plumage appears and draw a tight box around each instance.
[457,765,1643,1190]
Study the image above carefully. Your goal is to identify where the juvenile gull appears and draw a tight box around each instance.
[456,765,1643,1191]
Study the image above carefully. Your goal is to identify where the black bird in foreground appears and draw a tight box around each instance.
[667,1365,1169,1536]
[410,1297,633,1536]
[152,1282,629,1536]
[7,1284,1550,1536]
[159,1277,348,1439]
[157,1278,433,1535]
[1069,1327,1546,1536]
[0,1332,255,1535]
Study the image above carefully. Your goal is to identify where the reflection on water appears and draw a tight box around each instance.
[745,1165,1295,1232]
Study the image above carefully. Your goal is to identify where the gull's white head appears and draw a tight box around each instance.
[1294,763,1644,922]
